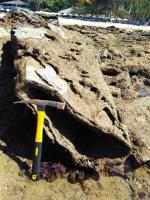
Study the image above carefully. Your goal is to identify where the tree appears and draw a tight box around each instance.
[20,0,150,22]
[47,0,72,11]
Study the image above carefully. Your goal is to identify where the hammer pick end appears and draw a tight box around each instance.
[57,103,65,110]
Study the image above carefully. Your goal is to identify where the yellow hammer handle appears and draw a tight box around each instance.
[31,110,45,181]
[35,111,45,143]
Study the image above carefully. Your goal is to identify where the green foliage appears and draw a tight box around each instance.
[47,0,73,12]
[75,0,150,21]
[27,0,44,10]
[26,0,77,11]
[5,0,149,21]
[130,0,150,21]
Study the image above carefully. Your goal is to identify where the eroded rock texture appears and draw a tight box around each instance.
[11,26,131,168]
[0,13,149,171]
[74,25,150,164]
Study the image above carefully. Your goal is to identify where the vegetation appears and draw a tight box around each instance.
[75,0,150,22]
[1,0,150,22]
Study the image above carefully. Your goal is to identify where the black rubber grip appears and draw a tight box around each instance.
[31,142,42,181]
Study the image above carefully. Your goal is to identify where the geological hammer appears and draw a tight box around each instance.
[14,99,65,181]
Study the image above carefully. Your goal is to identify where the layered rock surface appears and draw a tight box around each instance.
[10,26,132,168]
[71,25,150,164]
[0,11,149,171]
[0,12,150,200]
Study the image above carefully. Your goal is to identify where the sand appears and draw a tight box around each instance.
[58,17,150,31]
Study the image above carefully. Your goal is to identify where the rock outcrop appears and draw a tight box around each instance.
[10,26,131,169]
[77,25,150,164]
[0,11,149,171]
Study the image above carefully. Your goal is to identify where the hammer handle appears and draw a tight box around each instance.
[31,142,42,181]
[31,110,45,181]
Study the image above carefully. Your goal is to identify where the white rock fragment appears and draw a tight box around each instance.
[13,27,47,39]
[26,65,68,95]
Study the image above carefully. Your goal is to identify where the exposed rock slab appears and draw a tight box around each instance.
[78,25,150,163]
[11,26,131,168]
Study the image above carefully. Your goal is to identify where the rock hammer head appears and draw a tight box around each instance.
[14,99,65,110]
